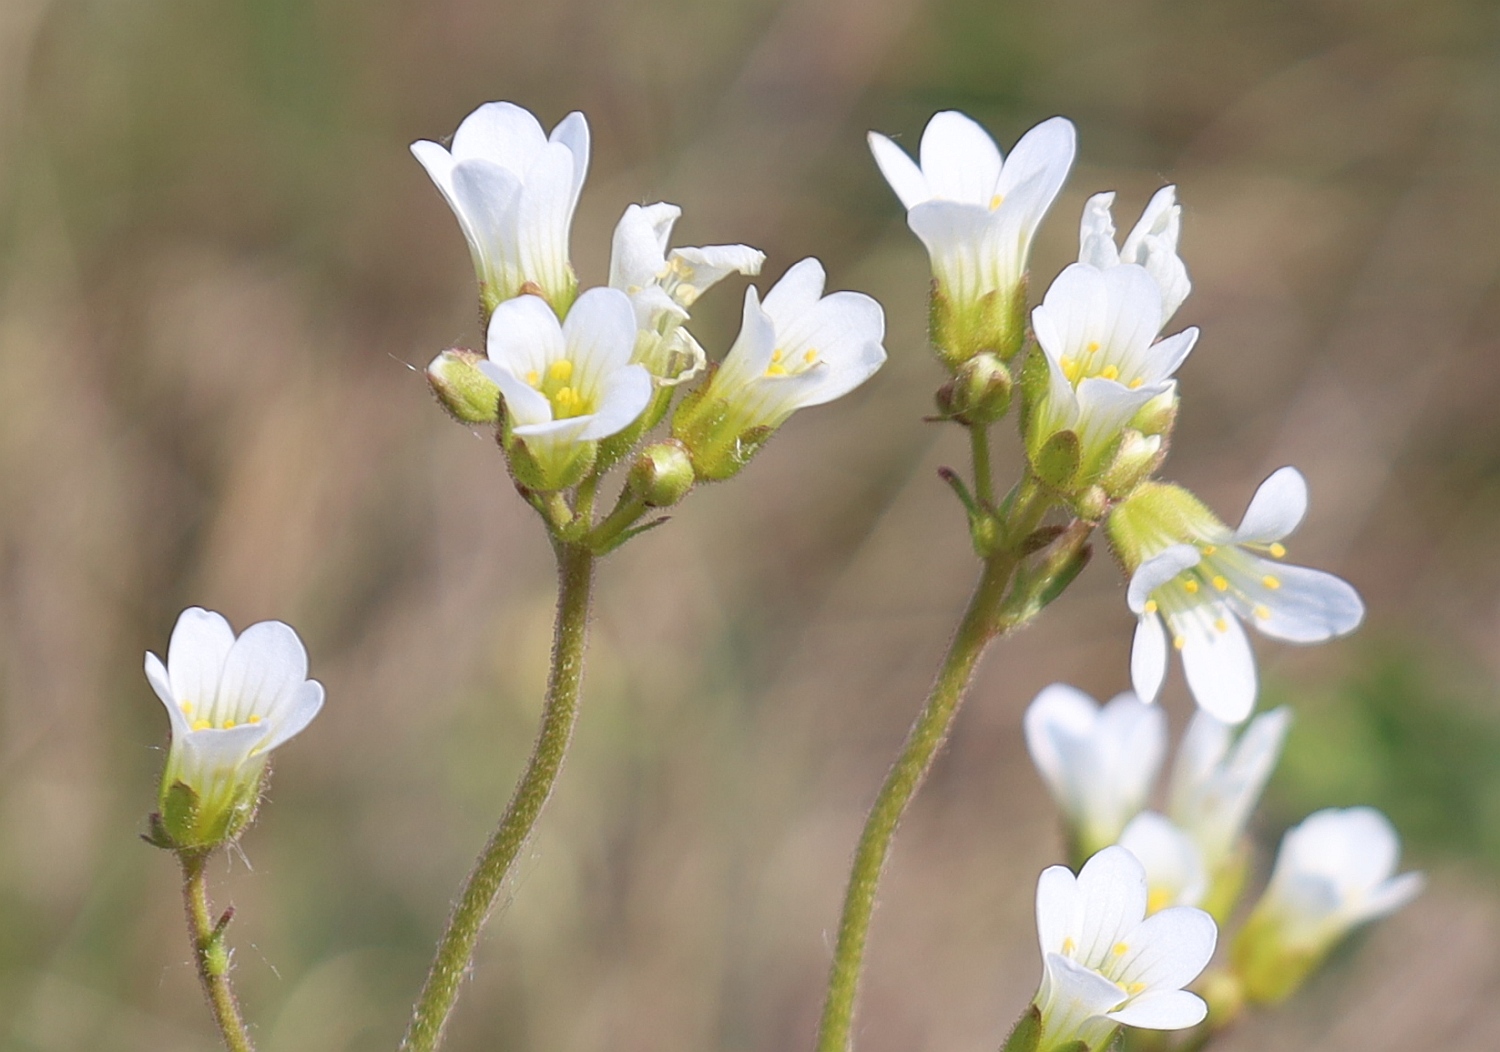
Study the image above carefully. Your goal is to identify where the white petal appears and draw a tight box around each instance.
[486,293,566,380]
[1353,871,1425,923]
[1127,546,1200,612]
[1138,327,1198,386]
[580,364,653,440]
[905,199,998,297]
[1235,466,1308,543]
[1113,907,1217,991]
[451,101,547,166]
[1078,192,1120,268]
[1283,807,1400,890]
[146,651,190,740]
[1072,377,1160,465]
[1178,609,1258,724]
[1250,564,1364,643]
[1130,614,1170,704]
[776,291,887,409]
[451,159,523,275]
[1024,683,1103,805]
[179,723,272,776]
[257,680,324,754]
[761,257,827,322]
[1118,812,1206,909]
[1036,864,1081,956]
[609,202,675,291]
[1120,186,1180,262]
[166,608,236,714]
[1042,952,1132,1018]
[483,363,553,428]
[867,131,931,210]
[716,285,777,387]
[1107,989,1207,1030]
[669,243,766,297]
[215,620,309,726]
[547,110,591,214]
[919,110,1002,206]
[562,286,638,386]
[1074,846,1150,964]
[995,115,1077,220]
[516,141,579,297]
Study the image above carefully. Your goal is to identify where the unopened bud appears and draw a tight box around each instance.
[1099,430,1163,498]
[937,352,1012,425]
[427,349,501,425]
[1073,485,1108,522]
[1130,384,1179,438]
[628,441,695,508]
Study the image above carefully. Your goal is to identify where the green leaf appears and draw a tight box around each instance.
[1032,429,1080,490]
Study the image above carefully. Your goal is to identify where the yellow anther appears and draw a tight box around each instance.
[180,701,194,716]
[765,363,788,377]
[248,715,262,724]
[1214,618,1228,633]
[770,349,784,363]
[1099,365,1120,381]
[192,719,211,731]
[1212,575,1229,591]
[1061,357,1082,383]
[1202,545,1217,555]
[989,193,1004,210]
[1128,378,1144,389]
[1183,579,1199,594]
[1086,340,1100,354]
[804,348,819,364]
[1173,635,1186,650]
[1262,575,1282,590]
[1254,605,1271,620]
[1147,888,1172,914]
[1111,942,1129,956]
[676,283,700,305]
[1143,600,1158,614]
[547,358,574,382]
[1061,937,1076,956]
[525,370,539,387]
[1127,982,1147,996]
[1269,542,1287,559]
[223,719,236,729]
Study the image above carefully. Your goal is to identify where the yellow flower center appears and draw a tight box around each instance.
[527,358,595,419]
[765,347,821,378]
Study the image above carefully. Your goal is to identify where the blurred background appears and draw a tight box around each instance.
[2,0,1500,1048]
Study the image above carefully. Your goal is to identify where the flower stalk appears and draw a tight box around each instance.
[401,540,595,1052]
[180,851,255,1052]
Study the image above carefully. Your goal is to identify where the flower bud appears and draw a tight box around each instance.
[1099,430,1163,498]
[936,352,1012,425]
[627,441,695,508]
[1130,384,1179,438]
[427,349,502,425]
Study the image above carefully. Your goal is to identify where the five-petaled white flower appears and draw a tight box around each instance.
[1234,807,1423,1004]
[673,258,886,480]
[146,607,324,849]
[1117,812,1207,914]
[1031,845,1216,1052]
[608,202,764,384]
[481,288,653,491]
[868,111,1074,362]
[1029,262,1199,479]
[1078,188,1191,323]
[1121,467,1365,723]
[1024,684,1167,860]
[412,101,590,315]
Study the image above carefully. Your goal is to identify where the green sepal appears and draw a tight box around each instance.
[1032,429,1081,490]
[672,377,774,482]
[1016,345,1052,436]
[160,780,201,848]
[501,410,598,493]
[936,353,1012,425]
[1001,1004,1042,1052]
[593,515,669,555]
[142,811,176,850]
[928,277,1028,368]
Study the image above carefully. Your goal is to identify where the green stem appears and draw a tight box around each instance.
[180,852,255,1052]
[400,541,596,1052]
[815,480,1050,1052]
[970,424,994,508]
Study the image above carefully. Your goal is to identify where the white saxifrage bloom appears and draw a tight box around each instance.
[1169,707,1291,917]
[608,202,764,385]
[1234,807,1423,1004]
[1078,188,1191,323]
[146,607,324,849]
[482,288,653,491]
[1024,684,1167,859]
[1117,812,1207,914]
[1028,262,1199,482]
[672,258,886,480]
[1116,467,1365,723]
[412,102,590,315]
[1030,846,1216,1052]
[868,111,1075,362]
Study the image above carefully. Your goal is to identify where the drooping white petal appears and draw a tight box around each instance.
[1136,327,1198,386]
[1245,563,1365,643]
[867,131,931,210]
[1128,546,1201,612]
[669,244,765,297]
[1234,466,1308,543]
[1072,377,1162,467]
[1107,988,1208,1030]
[919,110,1003,205]
[1130,613,1170,704]
[179,723,270,775]
[1177,607,1258,724]
[1353,870,1425,924]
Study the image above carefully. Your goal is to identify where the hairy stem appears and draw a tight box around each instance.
[181,852,255,1052]
[401,541,595,1052]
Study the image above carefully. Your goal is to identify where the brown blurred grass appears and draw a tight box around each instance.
[2,0,1500,1049]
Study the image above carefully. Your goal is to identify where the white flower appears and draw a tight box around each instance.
[411,101,590,314]
[672,258,886,480]
[1032,846,1216,1052]
[1079,188,1191,323]
[1029,262,1199,478]
[1123,467,1365,723]
[608,202,764,384]
[1118,812,1207,914]
[1024,684,1167,859]
[1235,807,1423,1004]
[481,288,653,490]
[868,112,1074,361]
[146,607,324,848]
[1169,707,1291,876]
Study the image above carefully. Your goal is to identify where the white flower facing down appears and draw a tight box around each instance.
[1118,812,1207,914]
[482,288,653,490]
[1078,188,1191,323]
[869,111,1074,360]
[412,101,590,314]
[1169,707,1291,877]
[1024,684,1167,860]
[609,202,764,384]
[1032,846,1216,1052]
[146,607,324,849]
[1122,467,1365,723]
[1235,807,1423,1004]
[1029,262,1199,479]
[673,258,886,480]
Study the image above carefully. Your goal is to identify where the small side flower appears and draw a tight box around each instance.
[1078,187,1191,323]
[1117,812,1207,914]
[145,607,324,852]
[1024,684,1167,862]
[1233,807,1423,1005]
[672,258,886,481]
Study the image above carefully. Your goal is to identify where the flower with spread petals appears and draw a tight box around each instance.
[1168,707,1291,918]
[672,258,886,480]
[146,607,324,850]
[1029,846,1216,1052]
[412,102,590,316]
[1078,188,1191,323]
[1024,684,1167,861]
[1118,812,1207,914]
[481,288,653,491]
[609,202,764,385]
[869,112,1075,365]
[1234,807,1423,1004]
[1108,467,1365,723]
[1026,262,1199,488]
